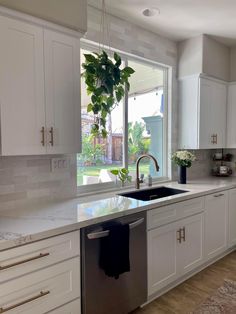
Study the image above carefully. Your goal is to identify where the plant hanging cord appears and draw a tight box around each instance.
[99,0,112,56]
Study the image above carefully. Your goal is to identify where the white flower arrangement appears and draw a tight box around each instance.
[172,150,196,167]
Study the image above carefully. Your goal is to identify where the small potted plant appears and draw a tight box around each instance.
[172,150,196,184]
[110,168,132,187]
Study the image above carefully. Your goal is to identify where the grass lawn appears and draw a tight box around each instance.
[77,163,150,186]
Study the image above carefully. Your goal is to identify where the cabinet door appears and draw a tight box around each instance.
[49,299,81,314]
[148,223,178,296]
[228,188,236,246]
[205,192,228,260]
[0,258,80,314]
[177,214,203,275]
[210,80,227,148]
[227,84,236,148]
[199,78,226,149]
[44,29,81,154]
[0,16,46,155]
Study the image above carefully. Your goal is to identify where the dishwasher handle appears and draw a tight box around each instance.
[87,218,144,240]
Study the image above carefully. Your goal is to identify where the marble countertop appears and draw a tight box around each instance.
[1,177,236,251]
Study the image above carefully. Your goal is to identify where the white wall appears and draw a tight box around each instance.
[230,47,236,81]
[202,35,230,81]
[178,35,230,81]
[0,0,87,32]
[178,35,203,78]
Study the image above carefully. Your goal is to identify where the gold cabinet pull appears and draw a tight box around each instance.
[211,134,214,144]
[0,290,50,313]
[181,227,186,242]
[214,193,224,198]
[177,229,182,243]
[211,134,217,144]
[40,127,45,146]
[0,252,50,271]
[49,127,54,146]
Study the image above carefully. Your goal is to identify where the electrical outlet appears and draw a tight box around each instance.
[51,158,69,172]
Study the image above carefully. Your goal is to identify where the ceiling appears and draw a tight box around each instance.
[88,0,236,46]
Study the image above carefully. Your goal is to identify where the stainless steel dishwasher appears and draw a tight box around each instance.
[81,212,147,314]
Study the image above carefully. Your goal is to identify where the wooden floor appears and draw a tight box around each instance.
[133,251,236,314]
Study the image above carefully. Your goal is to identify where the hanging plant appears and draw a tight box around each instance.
[81,50,135,138]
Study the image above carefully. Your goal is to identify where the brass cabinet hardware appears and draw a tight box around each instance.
[0,290,50,313]
[177,229,182,243]
[0,252,50,271]
[181,227,186,242]
[40,127,45,146]
[214,193,224,198]
[177,227,186,243]
[211,134,217,144]
[49,127,54,146]
[211,134,214,144]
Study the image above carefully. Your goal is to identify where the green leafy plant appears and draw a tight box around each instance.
[128,122,150,161]
[81,50,135,138]
[110,168,132,186]
[78,134,105,165]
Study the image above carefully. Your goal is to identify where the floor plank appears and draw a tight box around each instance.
[133,251,236,314]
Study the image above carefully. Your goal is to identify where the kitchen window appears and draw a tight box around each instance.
[77,42,169,193]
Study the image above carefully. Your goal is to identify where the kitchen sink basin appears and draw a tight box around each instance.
[118,186,188,201]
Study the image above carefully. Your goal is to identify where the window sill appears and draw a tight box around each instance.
[76,177,171,200]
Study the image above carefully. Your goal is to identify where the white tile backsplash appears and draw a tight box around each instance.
[0,155,77,211]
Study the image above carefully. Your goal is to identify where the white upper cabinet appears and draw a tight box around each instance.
[0,15,46,155]
[227,84,236,148]
[0,14,81,155]
[44,30,81,154]
[179,75,227,149]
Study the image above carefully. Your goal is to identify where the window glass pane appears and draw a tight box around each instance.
[128,60,165,179]
[77,49,123,186]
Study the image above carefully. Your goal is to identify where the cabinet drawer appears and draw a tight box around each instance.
[0,231,80,283]
[0,257,80,314]
[147,197,204,230]
[49,299,81,314]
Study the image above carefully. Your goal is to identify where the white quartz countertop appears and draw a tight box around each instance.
[1,177,236,251]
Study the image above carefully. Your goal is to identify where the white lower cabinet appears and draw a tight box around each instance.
[176,214,203,275]
[228,188,236,247]
[204,192,228,260]
[49,299,81,314]
[148,213,203,296]
[0,258,80,314]
[148,221,178,295]
[0,231,81,314]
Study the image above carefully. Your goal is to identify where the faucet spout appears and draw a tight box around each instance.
[135,154,160,189]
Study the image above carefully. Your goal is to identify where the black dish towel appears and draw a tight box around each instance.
[99,222,130,279]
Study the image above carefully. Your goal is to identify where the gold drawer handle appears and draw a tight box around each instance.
[49,127,54,146]
[211,134,217,144]
[40,126,45,146]
[214,193,224,198]
[177,229,182,243]
[0,290,50,313]
[0,252,50,271]
[181,227,186,242]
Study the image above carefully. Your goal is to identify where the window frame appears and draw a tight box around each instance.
[77,40,171,196]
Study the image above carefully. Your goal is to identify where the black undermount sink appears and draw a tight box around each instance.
[118,186,188,201]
